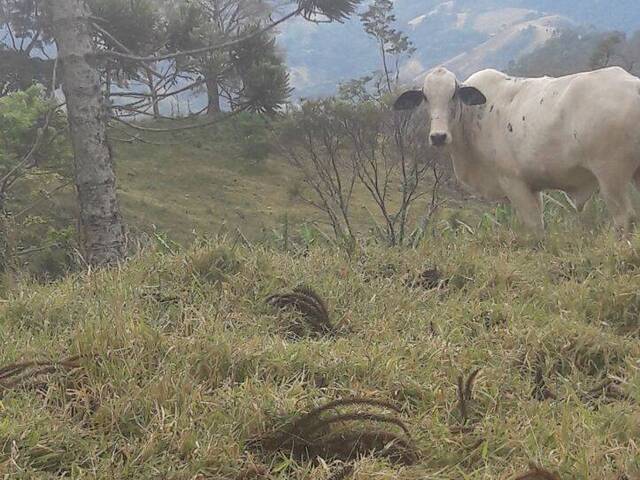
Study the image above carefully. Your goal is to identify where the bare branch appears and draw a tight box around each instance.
[13,180,74,219]
[110,106,247,133]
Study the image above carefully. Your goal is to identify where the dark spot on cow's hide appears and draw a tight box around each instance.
[489,105,494,112]
[507,123,513,133]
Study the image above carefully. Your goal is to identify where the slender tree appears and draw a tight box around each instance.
[360,0,415,94]
[46,0,126,266]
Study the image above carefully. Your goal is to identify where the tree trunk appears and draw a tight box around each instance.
[47,0,126,266]
[205,73,221,115]
[145,68,161,119]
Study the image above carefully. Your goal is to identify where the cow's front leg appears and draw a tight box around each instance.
[499,178,544,238]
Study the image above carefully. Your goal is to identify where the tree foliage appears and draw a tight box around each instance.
[88,0,165,77]
[297,0,361,22]
[0,0,55,96]
[0,85,72,277]
[0,85,70,199]
[162,0,289,115]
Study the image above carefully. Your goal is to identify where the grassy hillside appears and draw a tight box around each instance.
[112,121,320,245]
[112,118,438,246]
[1,220,639,478]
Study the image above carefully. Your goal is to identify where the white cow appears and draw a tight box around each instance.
[394,66,640,236]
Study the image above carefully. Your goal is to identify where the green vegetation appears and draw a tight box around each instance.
[0,86,72,278]
[0,215,639,478]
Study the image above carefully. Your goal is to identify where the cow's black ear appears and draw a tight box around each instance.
[393,90,425,110]
[458,85,486,106]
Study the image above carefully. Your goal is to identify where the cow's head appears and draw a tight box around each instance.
[393,67,486,147]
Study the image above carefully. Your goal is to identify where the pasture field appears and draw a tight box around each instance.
[1,216,639,479]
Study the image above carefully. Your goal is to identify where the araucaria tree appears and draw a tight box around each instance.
[46,0,126,266]
[164,0,282,115]
[3,0,361,267]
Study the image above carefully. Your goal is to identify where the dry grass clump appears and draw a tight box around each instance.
[514,464,561,479]
[187,246,241,283]
[0,355,87,398]
[250,397,419,466]
[403,267,446,290]
[266,285,333,337]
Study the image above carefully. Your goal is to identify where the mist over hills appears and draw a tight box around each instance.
[278,0,640,97]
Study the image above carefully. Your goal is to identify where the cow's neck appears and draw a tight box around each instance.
[447,109,505,200]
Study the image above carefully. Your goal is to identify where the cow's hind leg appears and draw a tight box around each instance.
[499,178,544,238]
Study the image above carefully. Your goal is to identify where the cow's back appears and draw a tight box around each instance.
[459,67,640,192]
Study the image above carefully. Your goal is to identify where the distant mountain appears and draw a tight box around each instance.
[278,0,640,98]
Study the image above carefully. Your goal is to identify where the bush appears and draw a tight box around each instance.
[0,86,74,279]
[227,113,271,165]
[0,85,70,173]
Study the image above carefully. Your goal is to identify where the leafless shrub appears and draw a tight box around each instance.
[275,95,450,247]
[275,100,358,245]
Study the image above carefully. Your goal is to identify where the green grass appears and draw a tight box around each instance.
[1,219,639,479]
[111,119,382,245]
